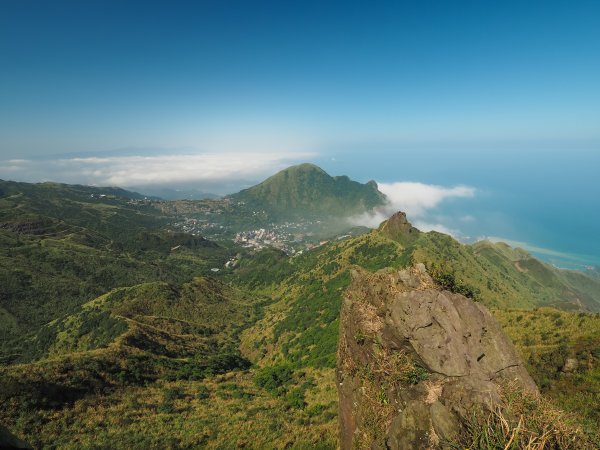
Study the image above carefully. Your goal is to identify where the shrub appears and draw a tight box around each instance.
[196,385,210,400]
[451,382,596,449]
[404,366,429,385]
[254,363,294,395]
[285,387,307,409]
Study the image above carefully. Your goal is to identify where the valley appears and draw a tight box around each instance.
[0,165,599,448]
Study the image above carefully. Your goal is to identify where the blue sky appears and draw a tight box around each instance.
[1,0,599,156]
[1,0,599,267]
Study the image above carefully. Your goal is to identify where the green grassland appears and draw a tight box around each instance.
[494,307,600,441]
[234,224,600,446]
[0,180,235,363]
[413,235,600,310]
[1,370,338,449]
[1,178,600,448]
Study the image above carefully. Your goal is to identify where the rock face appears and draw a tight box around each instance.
[337,265,538,449]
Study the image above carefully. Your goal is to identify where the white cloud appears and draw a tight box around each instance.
[349,181,476,235]
[0,152,316,192]
[379,182,475,218]
[412,220,457,235]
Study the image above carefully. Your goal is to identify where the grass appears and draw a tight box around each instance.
[493,307,600,440]
[0,371,338,449]
[451,381,598,449]
[2,179,600,447]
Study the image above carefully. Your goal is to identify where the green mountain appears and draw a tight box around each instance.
[230,163,386,219]
[236,213,600,445]
[1,175,599,448]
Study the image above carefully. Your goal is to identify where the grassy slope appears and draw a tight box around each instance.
[1,371,337,449]
[243,228,600,370]
[1,179,599,448]
[413,235,600,311]
[494,308,600,441]
[0,275,281,448]
[234,227,600,446]
[0,180,233,362]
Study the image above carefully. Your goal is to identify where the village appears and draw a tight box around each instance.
[170,213,344,256]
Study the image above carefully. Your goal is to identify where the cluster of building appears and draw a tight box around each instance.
[172,218,227,236]
[166,200,356,256]
[234,228,295,254]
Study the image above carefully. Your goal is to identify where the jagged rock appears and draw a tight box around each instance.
[337,266,538,449]
[377,211,420,245]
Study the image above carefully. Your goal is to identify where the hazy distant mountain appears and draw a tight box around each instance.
[129,185,220,200]
[0,179,150,201]
[229,163,386,219]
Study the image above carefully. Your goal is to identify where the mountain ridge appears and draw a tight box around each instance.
[0,173,599,447]
[229,163,387,219]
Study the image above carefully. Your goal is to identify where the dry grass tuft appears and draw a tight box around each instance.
[453,381,597,449]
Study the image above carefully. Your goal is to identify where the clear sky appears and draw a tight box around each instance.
[1,0,599,267]
[1,0,599,157]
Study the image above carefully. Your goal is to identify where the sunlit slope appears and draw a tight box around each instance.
[235,215,600,445]
[0,274,337,449]
[19,276,260,362]
[243,215,600,372]
[495,307,600,439]
[0,275,260,405]
[0,180,233,362]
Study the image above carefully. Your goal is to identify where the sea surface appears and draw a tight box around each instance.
[315,148,600,270]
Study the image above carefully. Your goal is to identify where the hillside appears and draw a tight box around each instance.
[230,163,386,219]
[0,176,599,448]
[0,180,234,363]
[235,211,600,446]
[0,276,268,448]
[336,265,588,449]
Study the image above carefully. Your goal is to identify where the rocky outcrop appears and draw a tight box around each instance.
[377,211,420,245]
[337,264,538,449]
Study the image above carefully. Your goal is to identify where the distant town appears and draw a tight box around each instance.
[160,198,358,255]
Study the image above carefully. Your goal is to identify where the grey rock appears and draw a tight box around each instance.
[337,265,538,449]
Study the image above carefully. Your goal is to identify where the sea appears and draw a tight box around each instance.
[315,147,600,270]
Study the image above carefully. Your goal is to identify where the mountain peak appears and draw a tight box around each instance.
[378,211,420,244]
[281,163,327,174]
[231,164,386,219]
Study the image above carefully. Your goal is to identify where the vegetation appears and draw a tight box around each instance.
[231,163,386,220]
[452,382,598,449]
[412,234,600,311]
[494,308,600,440]
[0,372,338,449]
[1,175,599,447]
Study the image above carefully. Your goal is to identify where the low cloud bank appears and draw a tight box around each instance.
[0,152,315,193]
[350,181,476,235]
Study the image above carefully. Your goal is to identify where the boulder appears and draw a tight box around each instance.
[337,265,538,449]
